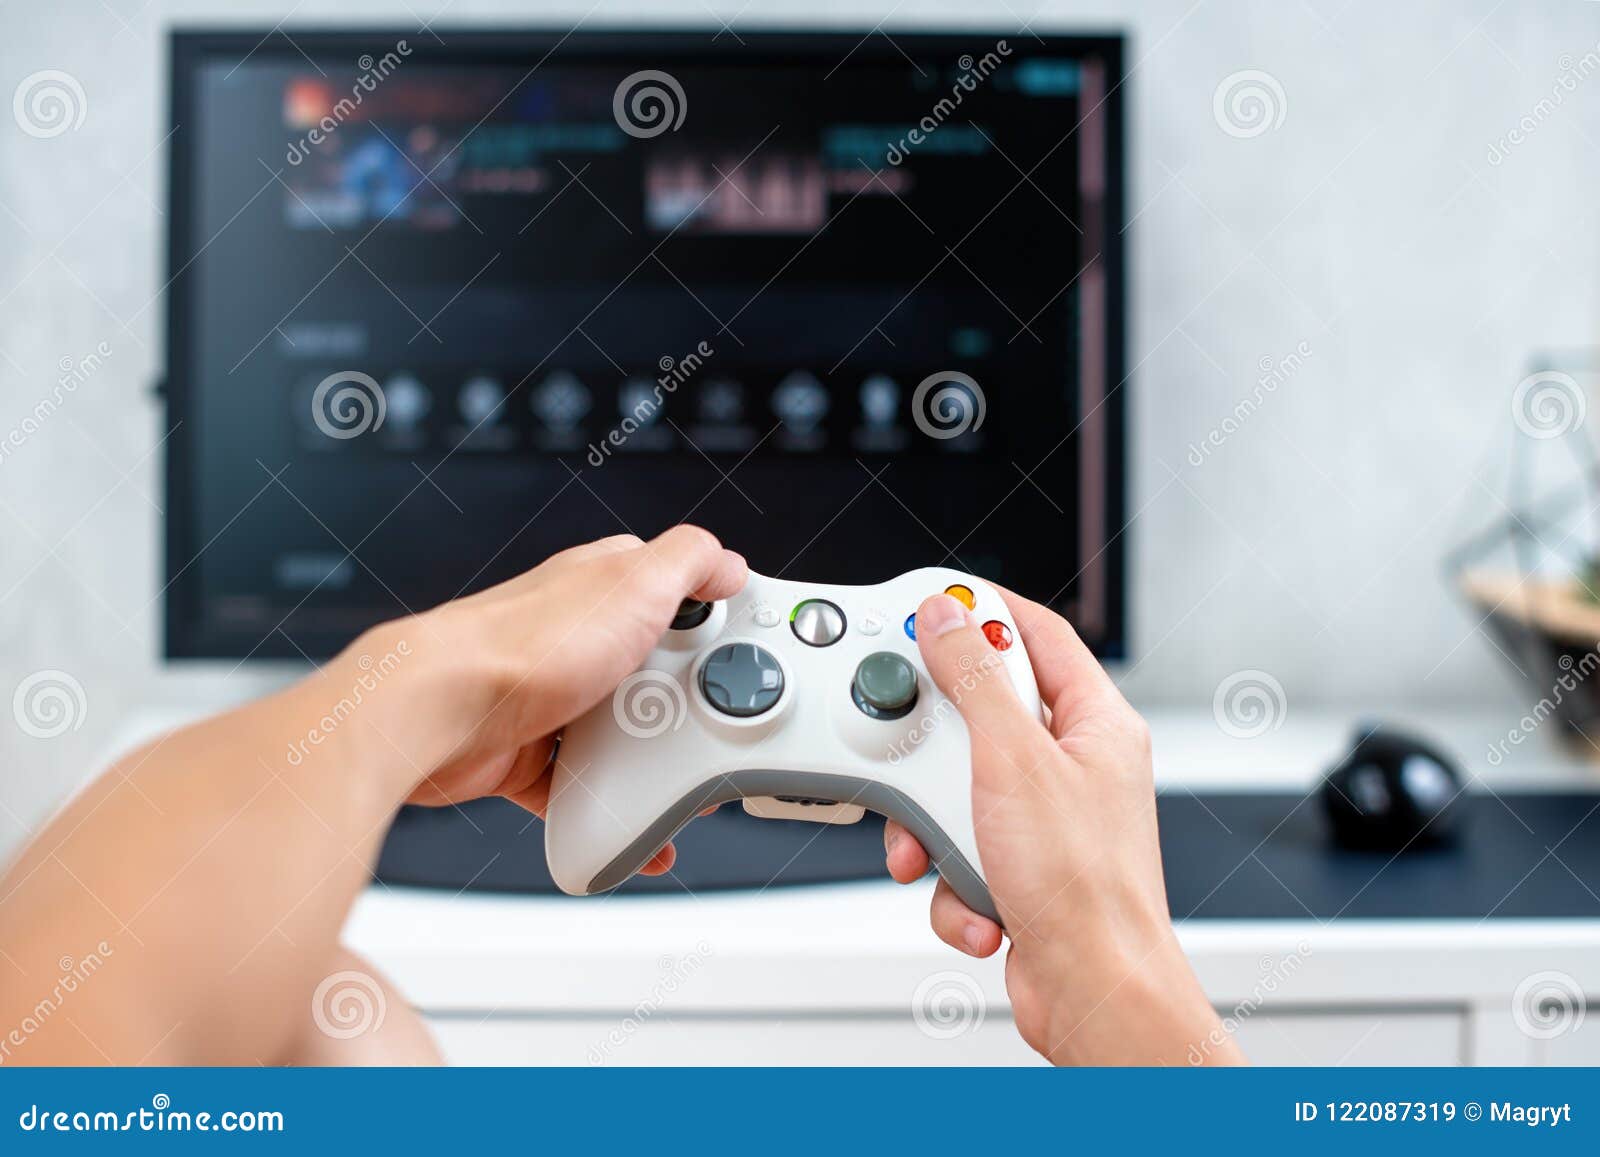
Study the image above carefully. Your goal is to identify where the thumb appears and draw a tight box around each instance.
[914,594,1040,763]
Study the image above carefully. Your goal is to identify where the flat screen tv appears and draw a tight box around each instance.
[164,27,1126,893]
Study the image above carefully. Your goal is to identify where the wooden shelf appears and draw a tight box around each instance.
[1459,570,1600,644]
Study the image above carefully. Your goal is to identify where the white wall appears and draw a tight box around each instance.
[2,0,1597,853]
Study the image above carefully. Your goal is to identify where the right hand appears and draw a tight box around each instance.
[883,588,1243,1066]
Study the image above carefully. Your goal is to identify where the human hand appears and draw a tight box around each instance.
[883,588,1241,1065]
[0,527,741,1066]
[348,527,745,875]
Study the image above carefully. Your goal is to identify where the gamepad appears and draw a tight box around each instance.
[547,568,1043,922]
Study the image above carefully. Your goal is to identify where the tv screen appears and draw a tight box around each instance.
[164,30,1125,661]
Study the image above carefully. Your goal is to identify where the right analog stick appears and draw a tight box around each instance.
[852,651,919,720]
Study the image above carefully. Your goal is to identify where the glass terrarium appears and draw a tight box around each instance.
[1450,353,1600,749]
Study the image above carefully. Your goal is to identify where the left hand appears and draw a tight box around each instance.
[349,526,746,875]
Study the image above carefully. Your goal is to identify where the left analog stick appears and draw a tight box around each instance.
[671,598,712,630]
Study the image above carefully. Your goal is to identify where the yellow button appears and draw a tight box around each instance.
[943,583,976,610]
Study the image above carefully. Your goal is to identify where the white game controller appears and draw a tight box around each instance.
[547,568,1043,922]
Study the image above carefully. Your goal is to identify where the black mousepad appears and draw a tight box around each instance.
[374,791,1600,919]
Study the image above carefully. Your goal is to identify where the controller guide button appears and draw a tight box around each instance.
[852,651,919,720]
[982,620,1013,651]
[671,598,712,630]
[790,598,846,647]
[943,584,976,610]
[700,643,785,718]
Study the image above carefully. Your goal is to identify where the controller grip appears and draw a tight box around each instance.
[568,770,999,925]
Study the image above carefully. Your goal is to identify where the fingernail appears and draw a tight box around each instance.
[886,828,901,856]
[920,595,968,637]
[963,925,985,955]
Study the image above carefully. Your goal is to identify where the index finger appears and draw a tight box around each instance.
[995,585,1121,734]
[644,524,748,607]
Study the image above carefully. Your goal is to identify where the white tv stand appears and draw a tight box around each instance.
[99,705,1600,1065]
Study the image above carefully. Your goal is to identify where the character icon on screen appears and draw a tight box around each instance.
[620,378,663,426]
[773,371,829,450]
[687,379,755,452]
[700,379,743,424]
[613,377,674,452]
[860,374,899,428]
[529,372,592,453]
[459,376,506,427]
[853,373,908,453]
[384,374,431,429]
[773,371,828,432]
[533,372,592,431]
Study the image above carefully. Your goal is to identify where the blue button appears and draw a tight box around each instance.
[903,613,917,641]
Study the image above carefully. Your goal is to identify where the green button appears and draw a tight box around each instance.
[852,652,918,720]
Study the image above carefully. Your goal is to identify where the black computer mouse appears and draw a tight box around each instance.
[1320,724,1465,851]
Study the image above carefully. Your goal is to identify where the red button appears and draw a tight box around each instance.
[982,620,1013,651]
